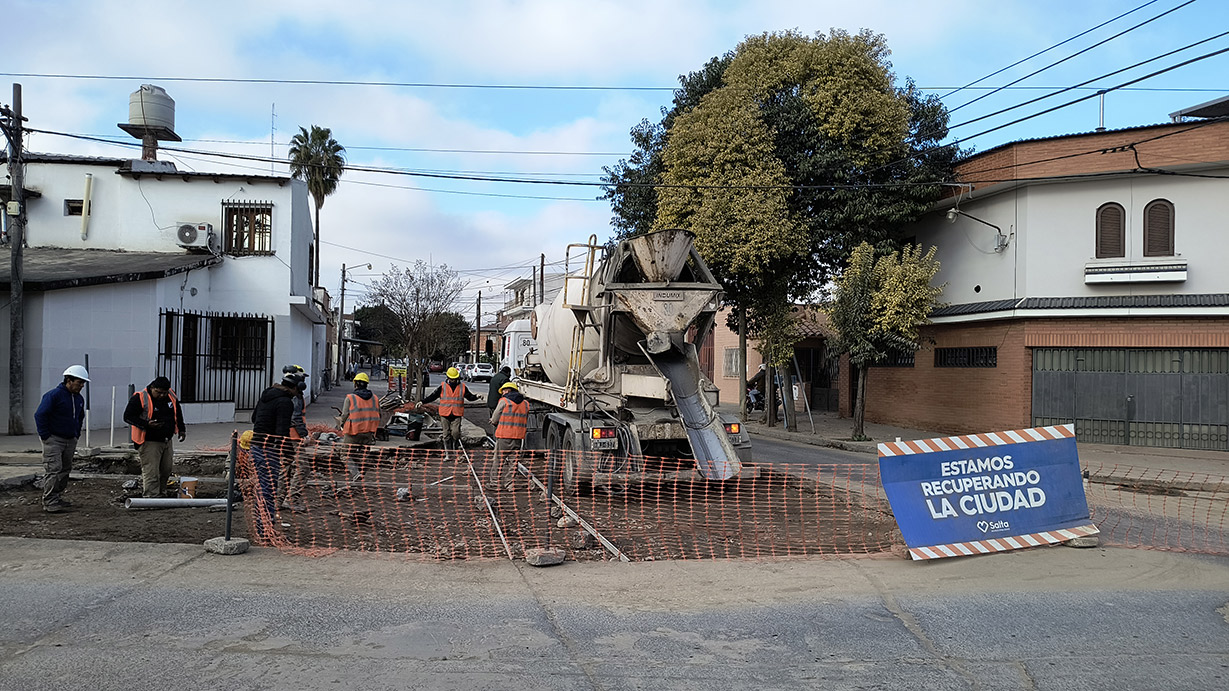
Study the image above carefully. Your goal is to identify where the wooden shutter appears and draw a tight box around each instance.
[1143,199,1174,257]
[1096,203,1124,258]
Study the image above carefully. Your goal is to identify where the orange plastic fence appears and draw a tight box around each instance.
[234,438,897,560]
[233,437,1228,561]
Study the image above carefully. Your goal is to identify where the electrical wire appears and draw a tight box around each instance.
[937,0,1162,100]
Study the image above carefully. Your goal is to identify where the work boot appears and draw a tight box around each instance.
[43,500,68,513]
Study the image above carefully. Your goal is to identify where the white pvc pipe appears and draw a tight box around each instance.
[125,497,230,509]
[109,386,116,448]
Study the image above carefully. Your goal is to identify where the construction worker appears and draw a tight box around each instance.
[281,364,311,513]
[33,365,90,513]
[123,376,187,498]
[487,381,528,491]
[250,373,298,532]
[419,366,480,458]
[338,372,380,481]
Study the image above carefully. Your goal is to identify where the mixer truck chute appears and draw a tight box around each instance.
[513,229,753,494]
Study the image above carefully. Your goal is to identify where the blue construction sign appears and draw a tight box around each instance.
[878,424,1098,560]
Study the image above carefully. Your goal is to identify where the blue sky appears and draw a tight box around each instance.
[6,0,1227,323]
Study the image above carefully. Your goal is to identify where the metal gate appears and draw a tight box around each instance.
[1032,348,1229,451]
[158,310,275,409]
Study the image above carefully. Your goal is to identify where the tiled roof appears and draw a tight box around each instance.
[931,294,1229,317]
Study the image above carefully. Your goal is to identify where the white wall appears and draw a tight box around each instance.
[918,169,1229,305]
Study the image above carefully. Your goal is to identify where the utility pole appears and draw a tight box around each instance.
[475,291,481,363]
[335,264,347,385]
[3,84,26,435]
[539,253,545,304]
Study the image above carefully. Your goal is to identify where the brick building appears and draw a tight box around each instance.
[847,108,1229,451]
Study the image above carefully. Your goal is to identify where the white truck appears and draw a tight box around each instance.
[512,229,753,494]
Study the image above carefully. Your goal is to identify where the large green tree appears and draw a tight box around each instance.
[288,125,346,287]
[603,30,956,420]
[824,241,944,440]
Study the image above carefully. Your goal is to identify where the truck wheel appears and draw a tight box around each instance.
[561,433,589,495]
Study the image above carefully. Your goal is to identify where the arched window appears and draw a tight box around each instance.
[1096,202,1125,258]
[1143,199,1174,257]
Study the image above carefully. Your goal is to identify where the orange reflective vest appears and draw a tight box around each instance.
[438,382,467,417]
[495,399,529,440]
[130,389,179,445]
[343,393,381,435]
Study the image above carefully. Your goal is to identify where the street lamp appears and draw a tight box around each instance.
[335,262,371,385]
[946,208,1010,253]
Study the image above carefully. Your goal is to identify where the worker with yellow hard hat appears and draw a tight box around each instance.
[487,380,528,491]
[338,371,380,481]
[419,365,481,458]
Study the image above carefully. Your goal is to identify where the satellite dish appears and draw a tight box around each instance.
[177,223,199,244]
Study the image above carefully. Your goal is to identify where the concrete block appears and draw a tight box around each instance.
[525,547,565,567]
[1064,536,1100,548]
[204,537,250,555]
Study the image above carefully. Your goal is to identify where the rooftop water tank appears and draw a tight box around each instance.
[128,85,175,131]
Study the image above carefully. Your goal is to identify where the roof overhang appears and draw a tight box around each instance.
[0,247,221,291]
[290,294,327,325]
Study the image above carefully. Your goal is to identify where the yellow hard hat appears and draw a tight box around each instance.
[446,367,460,379]
[499,381,519,392]
[354,372,370,383]
[239,430,253,450]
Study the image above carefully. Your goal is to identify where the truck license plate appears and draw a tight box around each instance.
[590,439,618,451]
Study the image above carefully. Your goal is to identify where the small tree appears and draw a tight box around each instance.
[825,242,944,440]
[365,262,465,398]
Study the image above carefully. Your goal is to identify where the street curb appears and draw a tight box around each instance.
[747,426,879,455]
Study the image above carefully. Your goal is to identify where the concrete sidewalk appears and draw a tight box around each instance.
[719,403,1229,482]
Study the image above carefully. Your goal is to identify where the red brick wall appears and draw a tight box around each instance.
[957,120,1229,191]
[839,316,1229,435]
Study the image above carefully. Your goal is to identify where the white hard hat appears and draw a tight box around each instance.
[62,365,90,382]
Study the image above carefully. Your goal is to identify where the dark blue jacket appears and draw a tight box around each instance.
[34,383,86,440]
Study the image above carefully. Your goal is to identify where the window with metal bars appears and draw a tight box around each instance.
[222,201,274,255]
[1095,202,1125,258]
[210,316,269,368]
[722,348,741,378]
[934,347,997,368]
[870,349,915,367]
[1143,198,1174,257]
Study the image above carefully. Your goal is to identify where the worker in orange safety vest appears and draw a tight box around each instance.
[338,372,380,481]
[419,366,481,458]
[123,376,187,498]
[487,381,528,491]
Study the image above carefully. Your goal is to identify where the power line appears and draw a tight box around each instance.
[948,29,1229,133]
[0,72,677,91]
[938,0,1161,100]
[948,0,1198,114]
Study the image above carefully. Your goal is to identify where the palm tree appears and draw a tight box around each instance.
[288,125,346,287]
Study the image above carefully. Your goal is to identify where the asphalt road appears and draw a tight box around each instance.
[1,537,1226,690]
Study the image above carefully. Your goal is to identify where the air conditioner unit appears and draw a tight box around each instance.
[176,222,220,254]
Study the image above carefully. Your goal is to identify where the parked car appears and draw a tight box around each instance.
[470,363,495,382]
[461,363,477,381]
[428,362,444,373]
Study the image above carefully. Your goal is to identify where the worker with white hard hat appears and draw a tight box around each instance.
[33,365,90,513]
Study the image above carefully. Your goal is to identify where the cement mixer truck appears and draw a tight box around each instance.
[513,229,753,494]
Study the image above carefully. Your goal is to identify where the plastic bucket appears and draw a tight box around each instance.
[178,476,199,499]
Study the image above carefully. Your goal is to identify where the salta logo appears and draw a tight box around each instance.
[976,520,1010,533]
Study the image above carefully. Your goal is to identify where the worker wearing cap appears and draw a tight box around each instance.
[419,366,480,457]
[33,365,90,513]
[249,373,298,530]
[339,372,380,481]
[487,381,528,491]
[280,365,311,513]
[123,375,187,499]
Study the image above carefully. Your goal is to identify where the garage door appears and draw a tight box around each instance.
[1032,348,1229,451]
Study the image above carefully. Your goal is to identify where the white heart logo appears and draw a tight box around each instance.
[976,521,990,533]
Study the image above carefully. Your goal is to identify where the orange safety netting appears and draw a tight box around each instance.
[231,438,1228,561]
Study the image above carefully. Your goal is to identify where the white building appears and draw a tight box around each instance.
[1,152,327,430]
[852,107,1229,451]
